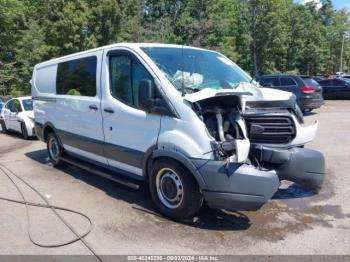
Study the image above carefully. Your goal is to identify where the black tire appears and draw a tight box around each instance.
[149,158,203,219]
[302,108,312,114]
[21,122,29,140]
[0,120,7,133]
[47,132,65,167]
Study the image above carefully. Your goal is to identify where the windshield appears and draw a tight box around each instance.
[22,99,33,111]
[302,77,321,88]
[342,78,350,84]
[141,47,252,94]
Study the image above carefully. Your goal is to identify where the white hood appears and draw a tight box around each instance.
[184,88,252,103]
[235,82,294,101]
[184,82,294,104]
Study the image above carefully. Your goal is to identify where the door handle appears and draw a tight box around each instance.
[104,107,114,114]
[89,104,98,111]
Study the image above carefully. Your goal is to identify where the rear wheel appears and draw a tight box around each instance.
[21,122,29,140]
[47,132,65,167]
[149,158,203,219]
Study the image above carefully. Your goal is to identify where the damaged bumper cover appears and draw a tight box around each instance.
[250,145,325,189]
[191,159,280,211]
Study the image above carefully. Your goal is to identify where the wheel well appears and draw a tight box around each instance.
[148,156,201,187]
[43,126,54,142]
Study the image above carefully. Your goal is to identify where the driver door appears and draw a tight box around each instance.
[101,49,161,177]
[10,99,22,132]
[3,100,14,130]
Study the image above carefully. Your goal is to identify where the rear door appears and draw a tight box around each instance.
[332,79,347,99]
[101,48,161,177]
[319,80,334,99]
[337,79,350,99]
[259,77,280,89]
[10,99,22,132]
[54,52,107,165]
[279,77,298,94]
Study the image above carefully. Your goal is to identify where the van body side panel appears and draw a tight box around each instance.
[53,51,107,165]
[157,115,214,160]
[100,47,162,175]
[33,50,108,165]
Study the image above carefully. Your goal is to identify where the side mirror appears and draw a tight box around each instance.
[12,108,19,114]
[138,79,155,112]
[138,79,175,117]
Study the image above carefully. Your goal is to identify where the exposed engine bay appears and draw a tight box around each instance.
[192,94,249,161]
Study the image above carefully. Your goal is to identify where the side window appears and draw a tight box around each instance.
[261,77,279,87]
[11,100,22,112]
[56,56,97,96]
[5,100,13,110]
[109,54,154,109]
[280,77,297,86]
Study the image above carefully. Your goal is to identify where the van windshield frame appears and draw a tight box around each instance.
[141,47,253,94]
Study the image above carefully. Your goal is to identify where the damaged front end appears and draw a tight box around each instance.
[186,88,325,191]
[189,90,252,163]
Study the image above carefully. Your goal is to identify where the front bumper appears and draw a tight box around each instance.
[250,145,325,189]
[191,159,280,211]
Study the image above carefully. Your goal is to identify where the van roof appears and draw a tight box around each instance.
[35,43,211,68]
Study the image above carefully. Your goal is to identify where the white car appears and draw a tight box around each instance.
[0,96,35,139]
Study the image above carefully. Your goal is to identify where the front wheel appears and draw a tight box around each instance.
[21,122,29,139]
[47,132,65,167]
[149,158,203,219]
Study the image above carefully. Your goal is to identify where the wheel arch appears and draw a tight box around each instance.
[149,149,207,190]
[42,122,63,146]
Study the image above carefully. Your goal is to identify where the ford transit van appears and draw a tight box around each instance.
[31,43,325,219]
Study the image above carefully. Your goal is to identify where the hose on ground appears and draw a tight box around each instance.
[0,163,103,262]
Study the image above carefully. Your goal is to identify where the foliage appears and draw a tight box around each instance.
[0,0,349,95]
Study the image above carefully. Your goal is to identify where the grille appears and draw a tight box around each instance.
[244,115,296,144]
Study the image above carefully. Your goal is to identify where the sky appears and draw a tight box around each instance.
[296,0,350,11]
[331,0,350,11]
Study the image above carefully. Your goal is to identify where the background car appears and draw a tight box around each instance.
[0,98,4,111]
[311,76,325,82]
[0,96,35,139]
[318,78,350,99]
[339,75,350,80]
[256,74,324,113]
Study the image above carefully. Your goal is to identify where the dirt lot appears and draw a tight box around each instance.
[0,100,350,256]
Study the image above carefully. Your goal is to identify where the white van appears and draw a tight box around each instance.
[31,43,325,219]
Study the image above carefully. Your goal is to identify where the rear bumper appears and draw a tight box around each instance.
[299,97,324,110]
[250,145,325,189]
[191,159,280,211]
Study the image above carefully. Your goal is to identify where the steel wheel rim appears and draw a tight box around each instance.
[49,137,59,161]
[156,168,184,209]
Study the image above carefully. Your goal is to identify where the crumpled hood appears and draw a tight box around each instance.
[184,82,294,103]
[235,82,293,101]
[184,88,252,103]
